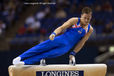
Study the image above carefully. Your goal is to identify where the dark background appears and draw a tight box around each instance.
[0,0,114,76]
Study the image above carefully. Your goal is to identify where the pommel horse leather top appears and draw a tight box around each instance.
[8,64,107,76]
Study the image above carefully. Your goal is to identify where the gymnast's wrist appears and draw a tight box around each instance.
[70,51,76,56]
[52,32,56,36]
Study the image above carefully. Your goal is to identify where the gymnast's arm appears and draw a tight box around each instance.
[54,18,78,35]
[69,26,93,61]
[49,18,78,40]
[74,26,93,53]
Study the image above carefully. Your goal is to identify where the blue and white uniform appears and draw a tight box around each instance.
[19,18,91,64]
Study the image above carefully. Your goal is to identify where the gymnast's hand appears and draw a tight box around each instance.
[69,55,76,66]
[49,33,56,40]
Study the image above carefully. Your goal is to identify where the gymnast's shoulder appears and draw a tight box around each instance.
[65,17,79,26]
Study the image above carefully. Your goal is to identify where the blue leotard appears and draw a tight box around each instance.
[19,18,91,64]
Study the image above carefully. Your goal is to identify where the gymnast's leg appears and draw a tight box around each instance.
[23,46,69,64]
[12,40,58,65]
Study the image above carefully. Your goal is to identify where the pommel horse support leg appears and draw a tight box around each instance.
[8,64,107,76]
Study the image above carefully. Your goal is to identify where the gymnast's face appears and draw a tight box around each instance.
[81,13,92,26]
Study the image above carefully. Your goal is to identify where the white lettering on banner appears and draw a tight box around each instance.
[40,71,81,76]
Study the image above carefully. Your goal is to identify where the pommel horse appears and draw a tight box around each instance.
[9,62,107,76]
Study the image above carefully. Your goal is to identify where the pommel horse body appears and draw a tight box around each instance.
[8,64,107,76]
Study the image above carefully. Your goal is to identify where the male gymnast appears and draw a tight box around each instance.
[13,7,93,65]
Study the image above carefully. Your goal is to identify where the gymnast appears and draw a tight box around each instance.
[13,7,93,65]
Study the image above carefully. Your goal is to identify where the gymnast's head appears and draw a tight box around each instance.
[81,7,92,25]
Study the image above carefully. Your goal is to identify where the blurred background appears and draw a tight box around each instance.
[0,0,114,76]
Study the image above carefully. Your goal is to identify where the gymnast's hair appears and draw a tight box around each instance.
[82,7,92,14]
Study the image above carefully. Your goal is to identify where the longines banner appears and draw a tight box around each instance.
[36,70,84,76]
